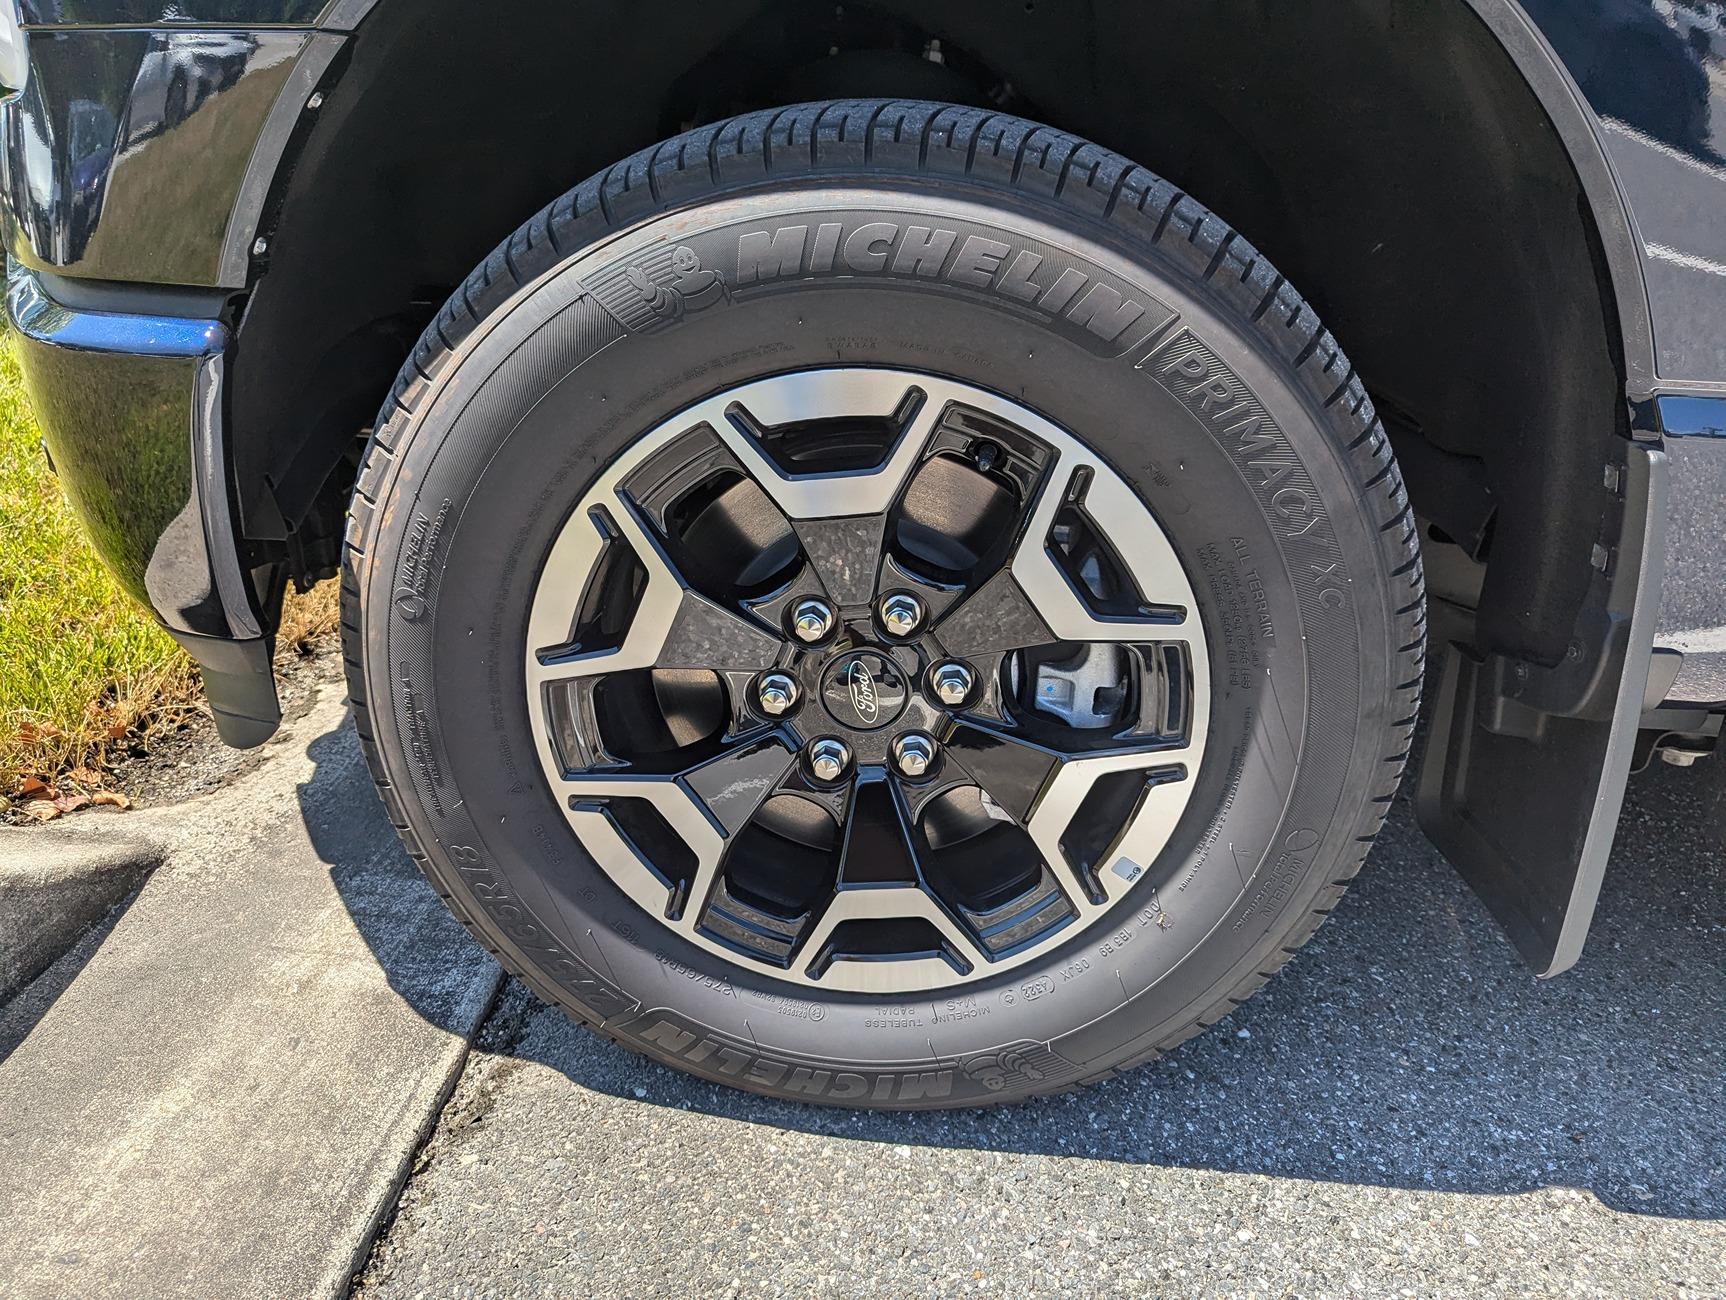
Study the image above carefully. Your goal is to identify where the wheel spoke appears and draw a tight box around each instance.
[941,722,1064,823]
[526,488,781,692]
[679,738,798,836]
[1018,460,1194,638]
[792,515,890,607]
[934,570,1059,660]
[557,735,796,932]
[559,774,724,932]
[937,454,1196,656]
[944,721,1192,919]
[1023,743,1193,920]
[715,371,942,521]
[795,771,992,988]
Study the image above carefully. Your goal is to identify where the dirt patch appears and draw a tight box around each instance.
[102,641,347,812]
[2,583,344,825]
[2,639,346,826]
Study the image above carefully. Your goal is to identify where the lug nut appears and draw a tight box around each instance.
[806,737,852,785]
[878,592,925,639]
[892,732,938,779]
[755,672,800,717]
[929,660,975,707]
[791,598,835,644]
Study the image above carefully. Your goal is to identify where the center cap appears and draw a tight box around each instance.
[820,650,909,732]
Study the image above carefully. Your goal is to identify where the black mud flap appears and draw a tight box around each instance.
[1416,442,1667,976]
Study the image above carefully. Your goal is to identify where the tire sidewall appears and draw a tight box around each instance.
[358,182,1394,1106]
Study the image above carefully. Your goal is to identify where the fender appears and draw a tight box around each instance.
[1461,0,1657,396]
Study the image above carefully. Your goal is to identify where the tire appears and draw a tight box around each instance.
[341,101,1424,1108]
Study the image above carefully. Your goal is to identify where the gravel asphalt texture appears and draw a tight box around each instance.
[354,758,1726,1298]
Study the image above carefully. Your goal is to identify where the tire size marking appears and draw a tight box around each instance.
[445,841,639,1021]
[654,951,737,998]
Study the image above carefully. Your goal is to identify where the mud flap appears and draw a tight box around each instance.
[1416,442,1666,976]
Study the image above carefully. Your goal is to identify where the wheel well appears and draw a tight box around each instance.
[235,0,1624,669]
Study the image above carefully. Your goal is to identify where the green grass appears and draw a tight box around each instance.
[0,338,196,792]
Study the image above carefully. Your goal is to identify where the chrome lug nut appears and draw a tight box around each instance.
[806,737,852,785]
[878,592,925,639]
[930,660,975,707]
[892,732,938,779]
[791,598,835,644]
[755,672,800,717]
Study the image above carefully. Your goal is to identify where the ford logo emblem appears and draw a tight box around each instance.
[847,661,880,724]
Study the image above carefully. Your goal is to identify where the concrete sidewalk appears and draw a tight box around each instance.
[0,682,501,1299]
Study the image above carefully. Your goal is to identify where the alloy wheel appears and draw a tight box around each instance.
[525,368,1210,993]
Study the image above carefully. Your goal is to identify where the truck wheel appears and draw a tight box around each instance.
[341,101,1424,1108]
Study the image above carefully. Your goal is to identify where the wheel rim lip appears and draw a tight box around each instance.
[524,365,1212,994]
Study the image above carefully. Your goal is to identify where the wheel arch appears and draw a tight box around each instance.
[225,0,1656,977]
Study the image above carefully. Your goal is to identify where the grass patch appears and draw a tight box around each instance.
[0,338,344,796]
[0,340,197,792]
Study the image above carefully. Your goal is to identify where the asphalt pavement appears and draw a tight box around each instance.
[356,758,1726,1298]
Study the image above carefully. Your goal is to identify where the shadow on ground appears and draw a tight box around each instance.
[300,713,1726,1221]
[0,894,139,1065]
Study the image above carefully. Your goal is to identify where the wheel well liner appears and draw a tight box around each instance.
[235,0,1642,675]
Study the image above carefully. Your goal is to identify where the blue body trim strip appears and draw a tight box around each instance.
[6,262,225,356]
[1656,394,1726,438]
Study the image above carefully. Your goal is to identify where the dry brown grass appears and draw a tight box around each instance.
[277,580,342,659]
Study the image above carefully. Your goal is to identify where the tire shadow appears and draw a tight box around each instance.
[302,707,1726,1220]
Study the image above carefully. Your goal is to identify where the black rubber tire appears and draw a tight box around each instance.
[341,101,1425,1109]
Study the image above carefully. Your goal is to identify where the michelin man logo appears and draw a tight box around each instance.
[625,245,728,321]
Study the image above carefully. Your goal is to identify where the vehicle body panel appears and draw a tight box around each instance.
[2,27,310,286]
[1522,0,1726,386]
[16,2,345,24]
[5,265,232,635]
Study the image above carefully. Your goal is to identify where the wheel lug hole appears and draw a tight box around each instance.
[929,660,975,708]
[755,671,800,717]
[805,737,852,785]
[790,598,835,644]
[892,732,938,780]
[878,591,924,639]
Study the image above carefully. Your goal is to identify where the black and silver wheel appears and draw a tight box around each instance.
[343,101,1424,1107]
[526,368,1207,991]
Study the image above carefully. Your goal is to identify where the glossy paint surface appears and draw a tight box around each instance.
[1523,0,1726,383]
[18,3,329,23]
[6,265,233,637]
[2,27,305,286]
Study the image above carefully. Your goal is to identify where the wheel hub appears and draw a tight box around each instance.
[524,368,1209,993]
[818,648,909,731]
